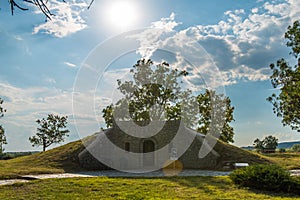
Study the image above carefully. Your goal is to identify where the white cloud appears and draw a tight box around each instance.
[132,0,300,87]
[33,0,88,38]
[222,66,270,85]
[266,132,300,142]
[0,82,92,150]
[64,61,77,68]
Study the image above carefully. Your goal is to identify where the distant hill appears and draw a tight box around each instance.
[277,141,300,149]
[241,141,300,150]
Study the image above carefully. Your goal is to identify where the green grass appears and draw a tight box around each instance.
[261,152,300,170]
[0,176,299,199]
[0,140,85,179]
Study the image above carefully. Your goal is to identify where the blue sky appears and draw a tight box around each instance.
[1,0,300,151]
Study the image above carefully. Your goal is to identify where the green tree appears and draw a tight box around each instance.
[253,135,278,153]
[197,90,235,143]
[102,59,235,143]
[291,144,300,152]
[102,59,196,127]
[253,138,264,152]
[29,114,69,151]
[0,98,7,154]
[267,20,300,132]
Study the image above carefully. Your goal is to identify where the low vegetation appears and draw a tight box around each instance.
[0,176,299,199]
[230,164,300,194]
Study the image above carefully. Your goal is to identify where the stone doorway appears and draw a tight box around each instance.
[143,140,155,166]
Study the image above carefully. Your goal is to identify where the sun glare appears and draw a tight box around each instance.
[104,1,138,30]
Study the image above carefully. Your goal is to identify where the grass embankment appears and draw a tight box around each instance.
[0,135,298,180]
[0,140,85,179]
[0,138,270,179]
[213,140,270,168]
[0,176,299,199]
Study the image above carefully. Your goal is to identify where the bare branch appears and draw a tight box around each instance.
[8,0,93,20]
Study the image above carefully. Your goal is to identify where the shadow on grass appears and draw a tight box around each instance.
[116,176,300,199]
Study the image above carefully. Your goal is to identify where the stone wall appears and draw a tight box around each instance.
[78,120,220,170]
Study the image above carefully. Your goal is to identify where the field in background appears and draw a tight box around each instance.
[262,153,300,170]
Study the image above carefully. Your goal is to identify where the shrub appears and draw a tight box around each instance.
[279,148,286,153]
[230,164,295,193]
[291,144,300,152]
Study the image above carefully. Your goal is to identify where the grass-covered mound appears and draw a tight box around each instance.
[213,140,271,169]
[0,139,86,179]
[0,133,273,179]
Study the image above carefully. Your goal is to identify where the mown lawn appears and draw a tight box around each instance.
[0,176,299,200]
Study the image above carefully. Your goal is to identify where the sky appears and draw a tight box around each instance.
[1,0,300,151]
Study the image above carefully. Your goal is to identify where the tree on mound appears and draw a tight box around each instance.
[102,59,235,143]
[267,20,300,132]
[197,90,235,143]
[29,114,69,151]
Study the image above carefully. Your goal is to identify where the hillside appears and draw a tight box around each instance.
[0,139,86,179]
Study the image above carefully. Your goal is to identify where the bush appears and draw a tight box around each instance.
[229,164,299,193]
[279,148,286,153]
[291,144,300,152]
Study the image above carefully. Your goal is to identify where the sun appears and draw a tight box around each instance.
[104,1,138,30]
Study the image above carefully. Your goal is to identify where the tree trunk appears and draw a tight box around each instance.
[43,138,46,151]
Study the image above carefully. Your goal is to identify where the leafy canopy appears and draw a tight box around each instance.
[102,59,235,143]
[103,59,195,127]
[197,90,235,143]
[29,114,69,151]
[253,135,278,152]
[267,20,300,132]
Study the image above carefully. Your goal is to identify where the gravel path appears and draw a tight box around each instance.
[0,170,231,186]
[1,169,299,186]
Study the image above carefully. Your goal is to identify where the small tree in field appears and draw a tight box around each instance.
[291,144,300,152]
[29,114,69,151]
[253,135,278,153]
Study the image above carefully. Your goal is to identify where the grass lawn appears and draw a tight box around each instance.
[261,152,300,170]
[0,176,299,200]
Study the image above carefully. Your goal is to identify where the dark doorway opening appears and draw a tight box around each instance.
[143,140,155,166]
